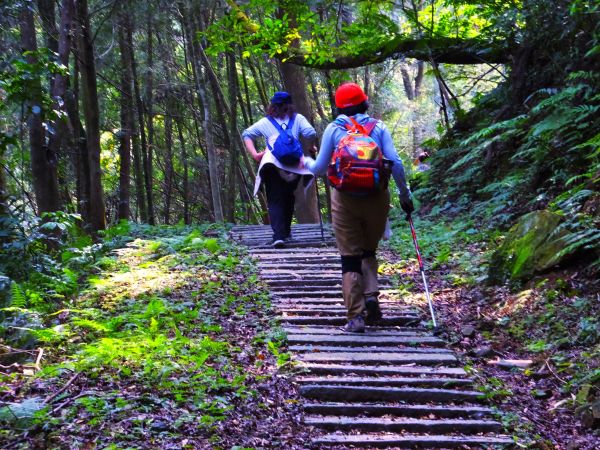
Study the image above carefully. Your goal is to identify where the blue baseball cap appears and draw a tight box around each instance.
[271,91,292,104]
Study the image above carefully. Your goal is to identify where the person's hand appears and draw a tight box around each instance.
[253,151,265,163]
[400,196,414,215]
[309,145,318,157]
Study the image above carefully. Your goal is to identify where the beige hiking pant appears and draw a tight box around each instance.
[332,189,390,319]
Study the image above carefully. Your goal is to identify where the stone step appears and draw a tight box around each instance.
[283,325,430,335]
[296,351,456,365]
[300,385,482,403]
[295,376,472,388]
[312,434,513,448]
[303,402,492,418]
[304,416,501,433]
[297,363,467,377]
[290,345,451,354]
[286,334,445,347]
[282,315,420,326]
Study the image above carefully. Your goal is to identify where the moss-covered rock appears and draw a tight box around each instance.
[488,210,575,283]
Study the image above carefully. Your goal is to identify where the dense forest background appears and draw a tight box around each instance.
[1,0,599,447]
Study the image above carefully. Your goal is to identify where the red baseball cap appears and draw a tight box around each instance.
[335,82,368,108]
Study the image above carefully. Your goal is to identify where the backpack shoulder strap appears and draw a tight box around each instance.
[266,116,286,135]
[362,118,379,136]
[286,114,296,130]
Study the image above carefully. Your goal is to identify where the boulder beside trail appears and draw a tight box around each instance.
[488,210,575,284]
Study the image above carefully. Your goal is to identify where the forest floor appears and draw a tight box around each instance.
[383,211,600,450]
[1,225,313,449]
[1,218,599,449]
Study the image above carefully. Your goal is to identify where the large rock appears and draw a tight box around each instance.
[488,210,575,283]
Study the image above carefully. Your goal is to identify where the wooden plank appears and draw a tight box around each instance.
[312,434,513,448]
[283,325,430,335]
[295,376,472,388]
[297,363,467,377]
[279,308,419,317]
[296,352,456,365]
[290,345,451,354]
[299,385,482,403]
[303,402,492,418]
[282,316,420,326]
[304,416,501,433]
[286,334,445,347]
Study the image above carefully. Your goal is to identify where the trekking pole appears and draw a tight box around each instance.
[407,215,437,328]
[314,176,325,241]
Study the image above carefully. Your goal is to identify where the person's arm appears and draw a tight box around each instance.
[378,122,414,213]
[296,114,317,141]
[303,123,336,175]
[242,119,267,163]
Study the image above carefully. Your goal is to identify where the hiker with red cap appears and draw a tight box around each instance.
[243,91,316,248]
[303,82,414,333]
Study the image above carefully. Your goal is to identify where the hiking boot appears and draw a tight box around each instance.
[340,314,365,333]
[364,296,382,325]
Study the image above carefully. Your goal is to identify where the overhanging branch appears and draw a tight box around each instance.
[223,1,511,68]
[284,37,510,69]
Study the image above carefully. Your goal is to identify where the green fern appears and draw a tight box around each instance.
[10,282,27,308]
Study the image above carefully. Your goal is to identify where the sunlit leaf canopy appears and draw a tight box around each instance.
[206,0,522,68]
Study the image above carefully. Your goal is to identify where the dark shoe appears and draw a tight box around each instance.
[364,297,382,325]
[340,315,365,333]
[284,234,293,243]
[271,239,285,248]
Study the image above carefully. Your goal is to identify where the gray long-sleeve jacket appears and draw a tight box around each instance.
[241,114,316,148]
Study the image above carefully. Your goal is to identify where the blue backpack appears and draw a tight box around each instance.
[266,115,303,165]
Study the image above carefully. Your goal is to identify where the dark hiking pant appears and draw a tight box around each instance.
[261,165,300,241]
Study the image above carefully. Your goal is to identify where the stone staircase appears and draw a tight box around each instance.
[230,224,512,449]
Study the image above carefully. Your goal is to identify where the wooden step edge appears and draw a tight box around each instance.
[304,416,502,433]
[311,434,514,448]
[297,363,467,377]
[302,402,494,418]
[295,376,473,388]
[299,385,484,403]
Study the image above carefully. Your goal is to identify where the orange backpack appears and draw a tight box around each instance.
[327,117,391,193]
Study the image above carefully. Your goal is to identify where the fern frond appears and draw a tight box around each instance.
[10,282,27,308]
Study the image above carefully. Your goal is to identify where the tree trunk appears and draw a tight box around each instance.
[163,101,174,224]
[307,70,328,124]
[280,62,319,223]
[36,0,58,50]
[20,2,61,215]
[180,6,223,221]
[117,9,132,221]
[144,10,156,225]
[45,0,75,209]
[70,56,91,223]
[176,119,190,224]
[225,51,239,222]
[76,0,106,232]
[126,12,148,222]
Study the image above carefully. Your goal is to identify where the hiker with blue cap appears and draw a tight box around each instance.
[243,91,317,248]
